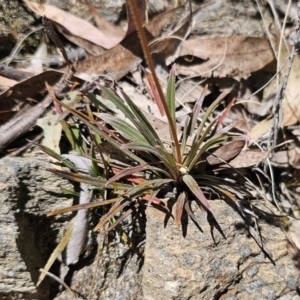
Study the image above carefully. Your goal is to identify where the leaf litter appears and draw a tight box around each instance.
[1,0,300,295]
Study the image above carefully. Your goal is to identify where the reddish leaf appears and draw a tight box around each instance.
[175,192,186,227]
[182,174,211,210]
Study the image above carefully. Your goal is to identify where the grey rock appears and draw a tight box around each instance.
[0,156,143,300]
[143,201,300,300]
[1,157,299,299]
[0,156,73,299]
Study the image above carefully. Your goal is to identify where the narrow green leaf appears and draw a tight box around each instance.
[188,135,228,170]
[183,117,218,167]
[98,113,147,143]
[120,89,166,149]
[187,85,207,136]
[195,90,229,140]
[195,175,250,198]
[211,97,236,136]
[182,174,211,210]
[90,144,101,177]
[122,142,179,179]
[167,64,176,125]
[32,143,77,172]
[106,164,170,186]
[55,98,149,166]
[101,86,164,149]
[180,116,189,156]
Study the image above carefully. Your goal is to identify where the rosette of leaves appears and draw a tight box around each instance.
[37,1,274,288]
[47,64,271,259]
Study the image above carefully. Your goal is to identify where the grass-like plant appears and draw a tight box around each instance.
[49,68,247,220]
[38,0,274,287]
[46,62,269,251]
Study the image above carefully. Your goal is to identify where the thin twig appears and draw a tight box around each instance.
[39,268,77,300]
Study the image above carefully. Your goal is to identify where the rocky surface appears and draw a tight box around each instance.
[0,156,73,299]
[1,156,298,299]
[143,202,300,300]
[0,156,144,300]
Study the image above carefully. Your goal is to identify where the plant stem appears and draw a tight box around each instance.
[127,0,182,165]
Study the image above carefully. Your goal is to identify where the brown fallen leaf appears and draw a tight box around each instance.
[76,29,153,81]
[75,6,187,81]
[271,147,300,169]
[176,36,275,77]
[220,149,270,169]
[24,0,123,49]
[206,140,245,165]
[248,118,273,144]
[0,69,83,151]
[84,0,125,39]
[0,76,18,92]
[52,22,106,57]
[146,6,186,38]
[0,70,64,117]
[71,0,148,80]
[151,18,192,66]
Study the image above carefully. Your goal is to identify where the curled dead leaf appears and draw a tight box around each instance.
[221,149,270,168]
[176,36,275,77]
[206,140,245,165]
[24,0,123,49]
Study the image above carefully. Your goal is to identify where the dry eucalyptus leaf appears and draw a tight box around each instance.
[24,0,122,49]
[145,6,186,38]
[0,76,17,91]
[84,0,125,39]
[176,36,275,78]
[0,70,63,114]
[248,118,273,144]
[270,149,297,168]
[37,110,62,154]
[206,140,245,165]
[175,79,205,104]
[222,150,270,168]
[76,6,186,80]
[151,17,192,66]
[53,23,106,57]
[75,29,151,81]
[61,154,93,265]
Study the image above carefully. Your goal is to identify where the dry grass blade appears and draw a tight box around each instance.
[37,220,73,286]
[47,168,130,189]
[94,200,130,231]
[47,198,120,216]
[39,268,76,299]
